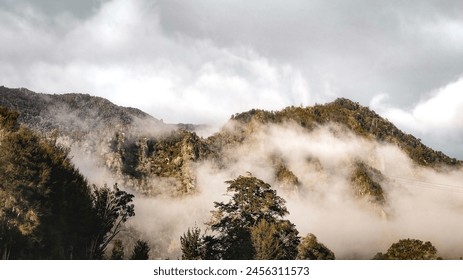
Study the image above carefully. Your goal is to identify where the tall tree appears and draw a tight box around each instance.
[130,240,150,260]
[0,107,95,259]
[110,239,124,260]
[180,227,204,260]
[205,174,299,259]
[0,107,136,260]
[88,184,135,259]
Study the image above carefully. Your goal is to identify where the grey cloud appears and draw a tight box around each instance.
[156,0,463,105]
[0,0,107,19]
[0,0,462,157]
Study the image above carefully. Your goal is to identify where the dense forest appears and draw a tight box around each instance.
[0,87,460,260]
[0,107,136,259]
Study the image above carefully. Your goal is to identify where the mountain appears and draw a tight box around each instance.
[0,86,460,199]
[1,86,462,259]
[0,86,158,132]
[214,98,460,168]
[0,86,208,195]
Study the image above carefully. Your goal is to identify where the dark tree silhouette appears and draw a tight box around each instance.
[88,184,135,259]
[180,227,204,260]
[201,174,299,259]
[110,239,124,260]
[130,240,150,260]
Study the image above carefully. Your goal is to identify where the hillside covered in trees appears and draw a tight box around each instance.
[0,107,136,259]
[0,86,462,259]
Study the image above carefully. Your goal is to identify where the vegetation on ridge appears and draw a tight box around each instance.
[0,106,135,259]
[227,98,460,167]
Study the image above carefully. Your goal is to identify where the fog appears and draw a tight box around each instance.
[65,118,463,259]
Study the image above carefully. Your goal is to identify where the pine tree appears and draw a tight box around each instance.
[180,227,204,260]
[110,240,124,260]
[130,240,150,260]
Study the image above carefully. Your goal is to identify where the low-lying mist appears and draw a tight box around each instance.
[71,120,463,259]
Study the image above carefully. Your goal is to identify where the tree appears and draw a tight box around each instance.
[250,219,299,260]
[0,107,135,260]
[251,220,283,260]
[180,227,204,260]
[88,184,135,259]
[375,238,438,260]
[205,174,299,259]
[297,233,335,260]
[110,239,124,260]
[130,240,150,260]
[0,109,95,259]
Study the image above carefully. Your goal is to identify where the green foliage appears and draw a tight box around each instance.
[88,184,135,259]
[0,109,95,259]
[297,233,335,260]
[0,86,155,134]
[373,238,438,260]
[180,227,204,260]
[115,128,211,195]
[226,98,460,168]
[130,240,150,260]
[274,164,300,189]
[0,107,135,259]
[350,162,385,204]
[251,219,299,260]
[110,240,124,260]
[204,175,300,260]
[0,106,19,131]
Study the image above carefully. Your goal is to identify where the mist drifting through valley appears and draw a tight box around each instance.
[68,118,463,260]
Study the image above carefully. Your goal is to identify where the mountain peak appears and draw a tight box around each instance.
[225,99,460,168]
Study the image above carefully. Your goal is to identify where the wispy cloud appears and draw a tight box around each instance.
[371,78,463,159]
[1,0,462,157]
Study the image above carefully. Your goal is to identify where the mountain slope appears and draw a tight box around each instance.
[1,86,463,259]
[0,86,460,198]
[211,98,460,168]
[0,86,162,133]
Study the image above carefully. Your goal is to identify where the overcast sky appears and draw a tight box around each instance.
[0,0,462,158]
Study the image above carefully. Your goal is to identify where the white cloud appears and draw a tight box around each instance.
[0,0,311,126]
[371,78,463,158]
[1,0,462,157]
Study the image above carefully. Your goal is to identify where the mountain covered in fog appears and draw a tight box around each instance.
[0,86,459,195]
[1,86,463,259]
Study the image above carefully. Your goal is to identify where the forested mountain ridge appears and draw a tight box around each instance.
[0,86,159,133]
[0,86,460,199]
[1,86,462,260]
[213,98,460,168]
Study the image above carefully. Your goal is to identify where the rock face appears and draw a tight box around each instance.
[107,129,213,195]
[350,161,385,204]
[0,86,212,196]
[0,86,460,200]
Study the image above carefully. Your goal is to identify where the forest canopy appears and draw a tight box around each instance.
[0,107,134,259]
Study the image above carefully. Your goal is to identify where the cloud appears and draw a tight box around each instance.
[1,0,462,155]
[0,0,310,126]
[125,121,463,259]
[371,78,463,159]
[218,122,463,259]
[155,0,463,105]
